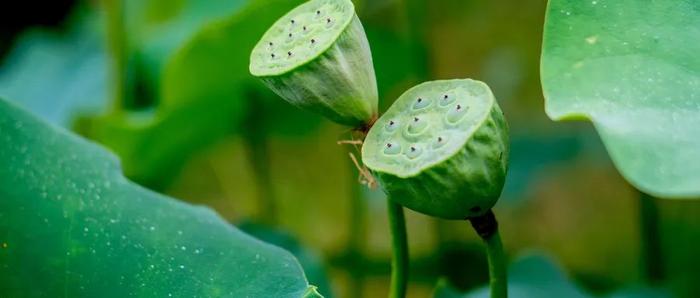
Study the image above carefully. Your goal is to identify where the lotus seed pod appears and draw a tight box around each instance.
[249,0,378,127]
[362,79,509,219]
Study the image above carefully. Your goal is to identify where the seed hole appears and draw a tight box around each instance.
[414,117,419,122]
[456,104,462,110]
[386,120,399,132]
[439,93,456,106]
[413,96,431,109]
[327,18,331,23]
[303,26,307,31]
[291,19,295,24]
[311,39,316,44]
[406,144,423,159]
[383,142,401,155]
[288,33,293,38]
[269,42,273,46]
[271,53,276,58]
[433,135,448,148]
[316,10,320,15]
[288,51,292,56]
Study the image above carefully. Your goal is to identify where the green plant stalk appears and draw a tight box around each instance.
[102,0,127,112]
[639,192,664,283]
[347,161,368,298]
[387,199,409,298]
[469,210,507,298]
[243,96,277,225]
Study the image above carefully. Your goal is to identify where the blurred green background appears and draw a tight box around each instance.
[1,0,698,297]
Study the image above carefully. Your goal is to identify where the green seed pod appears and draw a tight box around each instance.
[249,0,378,127]
[362,79,509,219]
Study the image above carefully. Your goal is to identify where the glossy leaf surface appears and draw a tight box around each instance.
[0,99,317,297]
[541,0,700,198]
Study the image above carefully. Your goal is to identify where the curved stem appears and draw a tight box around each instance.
[387,200,409,298]
[469,210,507,298]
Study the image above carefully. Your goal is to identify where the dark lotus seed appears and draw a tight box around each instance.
[291,19,295,24]
[316,10,320,15]
[303,26,307,31]
[389,120,395,125]
[289,33,292,37]
[311,39,316,44]
[327,18,331,23]
[269,42,273,46]
[456,104,462,110]
[438,137,443,142]
[444,95,448,99]
[414,117,419,122]
[288,51,292,56]
[410,147,416,152]
[271,53,275,58]
[387,143,392,148]
[417,98,423,103]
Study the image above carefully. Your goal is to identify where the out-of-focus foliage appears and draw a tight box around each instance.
[0,99,317,297]
[79,0,303,189]
[1,0,699,297]
[541,0,700,198]
[433,254,590,298]
[433,253,670,298]
[0,12,108,127]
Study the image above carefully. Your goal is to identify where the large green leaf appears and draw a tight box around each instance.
[541,0,700,198]
[239,222,334,297]
[0,98,319,297]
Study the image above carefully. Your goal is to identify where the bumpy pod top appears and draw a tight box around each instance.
[362,79,509,219]
[250,0,378,127]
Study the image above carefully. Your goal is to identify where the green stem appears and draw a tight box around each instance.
[469,210,507,298]
[347,162,367,298]
[387,200,409,298]
[639,192,664,283]
[243,97,276,225]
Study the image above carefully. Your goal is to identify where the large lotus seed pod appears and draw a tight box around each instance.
[249,0,378,127]
[362,79,509,219]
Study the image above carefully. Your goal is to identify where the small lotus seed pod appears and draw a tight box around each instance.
[362,79,509,219]
[249,0,378,127]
